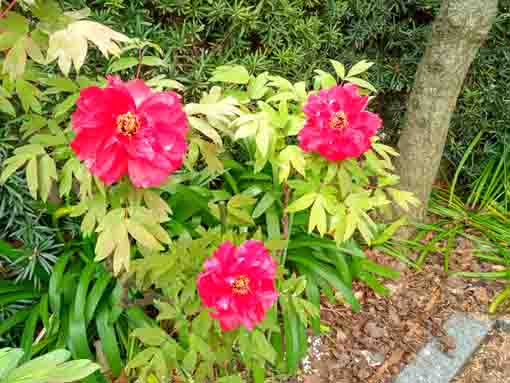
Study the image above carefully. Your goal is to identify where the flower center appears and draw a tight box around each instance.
[117,112,139,136]
[329,111,348,130]
[232,275,250,295]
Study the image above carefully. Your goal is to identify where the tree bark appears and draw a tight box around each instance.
[396,0,498,222]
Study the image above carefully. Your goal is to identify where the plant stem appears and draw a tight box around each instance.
[0,0,16,19]
[282,183,290,240]
[280,182,293,266]
[135,48,143,79]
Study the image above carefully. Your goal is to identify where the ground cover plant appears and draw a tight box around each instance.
[0,1,421,382]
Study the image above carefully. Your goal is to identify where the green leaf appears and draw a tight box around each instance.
[49,253,71,314]
[371,217,407,245]
[282,299,304,373]
[142,191,171,221]
[287,192,317,213]
[26,157,38,199]
[252,330,276,364]
[344,77,376,92]
[344,208,359,241]
[346,60,374,77]
[0,96,15,116]
[0,309,31,338]
[314,69,336,88]
[43,360,100,383]
[289,255,360,311]
[305,278,321,334]
[126,219,163,251]
[131,328,171,346]
[39,155,58,202]
[256,123,272,159]
[330,59,346,79]
[358,272,389,295]
[96,305,122,377]
[182,349,197,372]
[210,65,250,84]
[24,37,45,64]
[0,157,27,184]
[54,93,79,117]
[43,77,79,93]
[0,349,24,380]
[386,188,421,212]
[0,12,29,35]
[309,196,327,236]
[108,57,138,72]
[6,350,69,382]
[189,116,223,146]
[47,21,129,75]
[16,79,40,113]
[248,72,269,99]
[361,259,400,279]
[85,271,112,324]
[20,303,40,362]
[3,37,26,80]
[216,376,243,383]
[278,145,306,183]
[252,193,276,219]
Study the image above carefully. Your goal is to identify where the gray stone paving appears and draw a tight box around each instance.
[394,313,496,383]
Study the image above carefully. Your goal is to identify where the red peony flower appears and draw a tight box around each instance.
[71,76,188,188]
[298,84,382,161]
[197,240,279,331]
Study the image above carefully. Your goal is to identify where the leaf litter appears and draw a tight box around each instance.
[289,235,507,383]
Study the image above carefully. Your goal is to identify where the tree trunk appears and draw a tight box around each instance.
[396,0,498,222]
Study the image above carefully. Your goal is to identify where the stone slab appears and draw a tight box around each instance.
[394,313,496,383]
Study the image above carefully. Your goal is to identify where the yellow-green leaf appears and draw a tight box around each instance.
[47,21,129,75]
[210,65,250,84]
[26,157,38,199]
[344,208,359,241]
[330,59,346,79]
[346,60,374,78]
[0,96,15,116]
[309,196,327,236]
[344,77,376,92]
[3,37,26,80]
[126,219,163,251]
[113,223,130,274]
[287,192,317,213]
[189,116,223,147]
[39,155,57,202]
[95,229,117,262]
[143,190,171,221]
[0,157,27,184]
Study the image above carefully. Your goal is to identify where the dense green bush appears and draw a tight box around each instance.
[75,0,509,185]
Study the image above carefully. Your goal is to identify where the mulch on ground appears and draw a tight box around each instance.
[297,236,507,383]
[451,329,510,383]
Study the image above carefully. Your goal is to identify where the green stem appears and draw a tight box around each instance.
[489,285,510,314]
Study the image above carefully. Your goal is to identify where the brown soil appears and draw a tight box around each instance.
[297,236,508,383]
[451,329,510,383]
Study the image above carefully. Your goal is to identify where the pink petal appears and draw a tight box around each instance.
[125,79,153,107]
[127,158,170,188]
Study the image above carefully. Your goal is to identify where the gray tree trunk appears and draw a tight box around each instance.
[396,0,498,222]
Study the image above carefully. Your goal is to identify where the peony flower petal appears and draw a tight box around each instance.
[197,240,278,332]
[127,158,170,188]
[125,79,153,107]
[298,84,382,161]
[70,77,187,188]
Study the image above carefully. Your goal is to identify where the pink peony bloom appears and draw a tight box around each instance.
[298,84,382,161]
[197,240,279,331]
[70,76,188,188]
